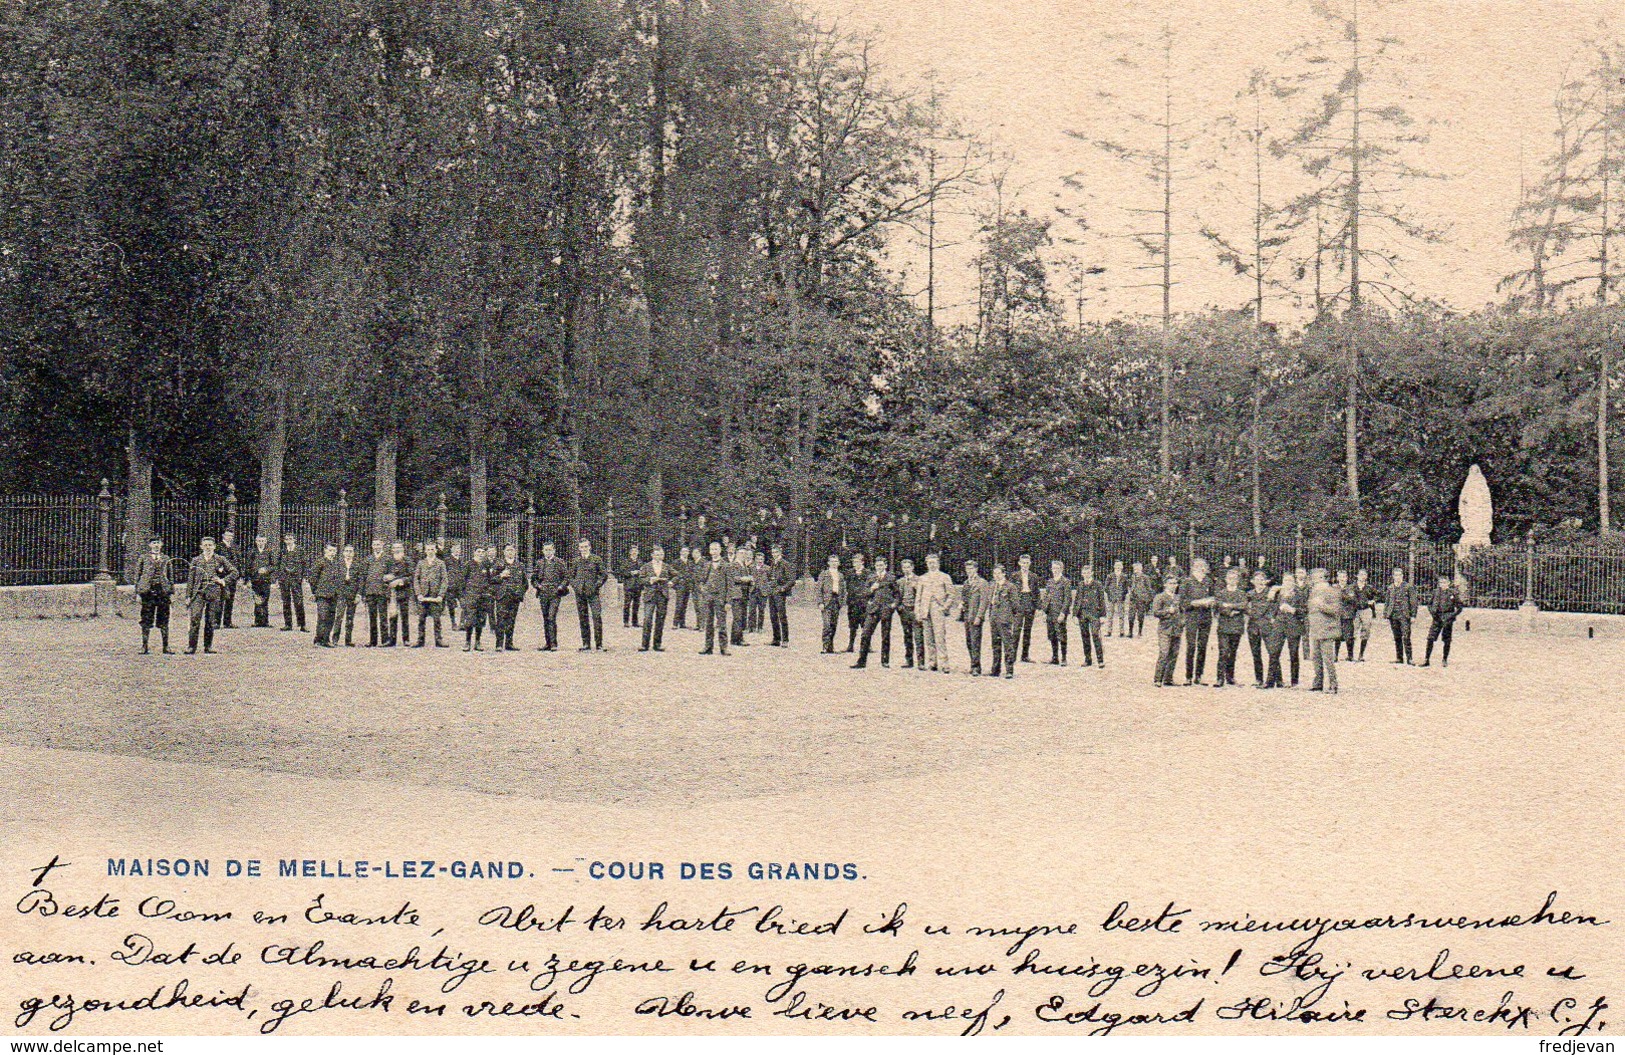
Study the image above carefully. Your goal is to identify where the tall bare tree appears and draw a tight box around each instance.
[1504,40,1624,532]
[1066,19,1199,483]
[1274,0,1447,507]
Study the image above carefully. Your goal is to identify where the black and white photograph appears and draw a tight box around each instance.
[1,0,1621,1042]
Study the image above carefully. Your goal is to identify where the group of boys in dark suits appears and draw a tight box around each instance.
[131,534,240,654]
[819,552,1101,679]
[1148,559,1466,691]
[134,529,1470,685]
[687,540,798,655]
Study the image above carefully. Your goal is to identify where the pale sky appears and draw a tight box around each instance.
[806,0,1619,326]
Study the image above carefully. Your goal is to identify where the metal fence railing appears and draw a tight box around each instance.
[1458,540,1625,615]
[4,488,1623,614]
[0,494,106,586]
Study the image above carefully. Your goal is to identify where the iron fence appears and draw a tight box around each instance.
[1459,539,1625,614]
[4,487,1623,614]
[0,494,107,586]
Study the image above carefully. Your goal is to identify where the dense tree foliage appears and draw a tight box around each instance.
[0,0,1619,548]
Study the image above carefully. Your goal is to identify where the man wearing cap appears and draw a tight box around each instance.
[185,537,238,654]
[1013,554,1039,662]
[851,555,900,669]
[766,543,795,647]
[310,541,343,647]
[959,559,992,676]
[817,554,846,655]
[570,536,609,651]
[697,541,734,656]
[133,536,174,654]
[275,532,308,633]
[531,539,569,651]
[1420,572,1462,668]
[639,545,673,652]
[218,529,242,628]
[415,541,450,648]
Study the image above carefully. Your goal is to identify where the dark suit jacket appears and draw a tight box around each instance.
[1213,586,1249,634]
[864,571,900,611]
[492,559,527,604]
[960,575,993,624]
[1153,591,1184,631]
[338,557,364,600]
[639,561,674,601]
[816,568,847,607]
[531,556,569,598]
[990,581,1022,624]
[1179,575,1215,622]
[1385,582,1416,620]
[1428,585,1462,622]
[275,546,306,585]
[1041,576,1073,618]
[729,561,755,602]
[1073,579,1107,619]
[362,553,391,597]
[462,562,493,604]
[570,554,608,598]
[443,556,467,598]
[133,553,173,596]
[312,557,344,600]
[248,544,277,587]
[383,557,413,597]
[698,559,736,601]
[188,553,238,606]
[1012,567,1040,611]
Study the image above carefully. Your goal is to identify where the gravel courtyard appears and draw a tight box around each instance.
[0,604,1613,808]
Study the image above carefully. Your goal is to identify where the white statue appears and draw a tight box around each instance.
[1457,464,1493,551]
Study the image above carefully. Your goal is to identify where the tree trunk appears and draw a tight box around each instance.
[1602,338,1614,533]
[257,382,287,546]
[1344,0,1363,507]
[647,468,663,528]
[1159,70,1174,482]
[1252,95,1265,538]
[124,426,153,581]
[1597,95,1612,534]
[469,424,488,545]
[1251,382,1263,538]
[374,431,398,542]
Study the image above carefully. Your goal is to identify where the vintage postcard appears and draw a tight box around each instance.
[1,0,1621,1041]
